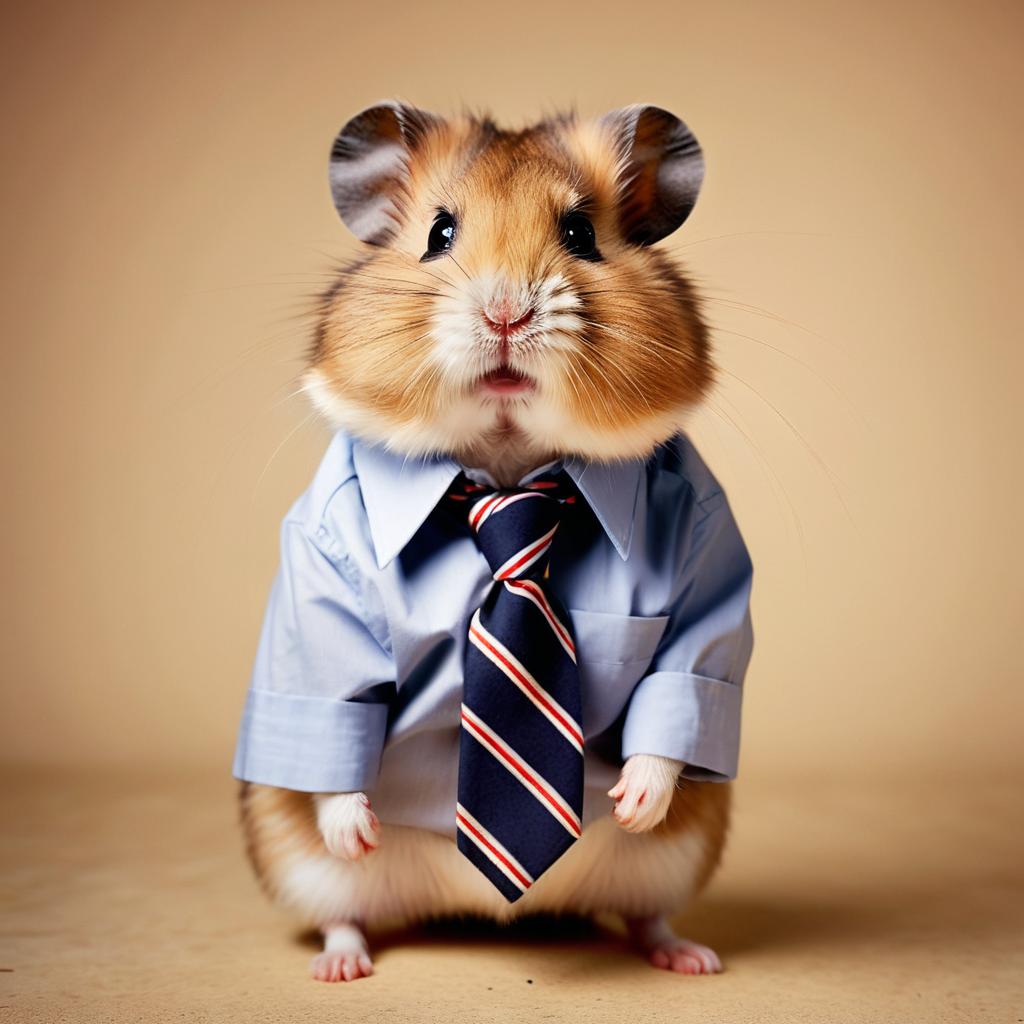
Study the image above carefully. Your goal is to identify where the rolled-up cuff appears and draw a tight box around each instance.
[232,688,388,793]
[621,671,742,781]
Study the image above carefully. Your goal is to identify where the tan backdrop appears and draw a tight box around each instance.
[2,0,1021,784]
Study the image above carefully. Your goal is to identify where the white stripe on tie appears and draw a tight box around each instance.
[503,579,577,663]
[476,491,547,529]
[460,704,582,837]
[469,493,504,530]
[492,525,558,580]
[455,803,534,892]
[468,609,583,751]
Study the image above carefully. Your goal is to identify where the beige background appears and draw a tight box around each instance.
[2,2,1023,1021]
[3,0,1021,782]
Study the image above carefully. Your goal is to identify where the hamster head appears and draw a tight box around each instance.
[306,100,712,466]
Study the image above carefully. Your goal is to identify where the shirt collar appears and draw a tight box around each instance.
[350,438,643,569]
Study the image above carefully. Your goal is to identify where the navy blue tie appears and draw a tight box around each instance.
[448,471,584,902]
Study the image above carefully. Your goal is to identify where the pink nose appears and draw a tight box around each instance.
[482,301,534,338]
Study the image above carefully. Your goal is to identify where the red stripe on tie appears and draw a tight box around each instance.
[470,493,503,530]
[526,480,559,489]
[505,579,576,657]
[468,623,584,747]
[461,710,582,837]
[496,532,554,580]
[456,811,532,890]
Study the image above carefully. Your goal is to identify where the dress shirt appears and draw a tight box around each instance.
[232,429,754,835]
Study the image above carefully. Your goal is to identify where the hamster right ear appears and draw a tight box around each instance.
[328,100,443,245]
[599,104,705,245]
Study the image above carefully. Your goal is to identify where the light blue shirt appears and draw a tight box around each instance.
[232,430,754,835]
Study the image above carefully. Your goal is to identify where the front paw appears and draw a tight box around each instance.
[315,792,380,860]
[608,754,685,833]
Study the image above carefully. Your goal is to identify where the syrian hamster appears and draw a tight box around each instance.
[240,100,731,982]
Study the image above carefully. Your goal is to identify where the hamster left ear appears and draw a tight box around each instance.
[328,100,444,245]
[599,104,705,245]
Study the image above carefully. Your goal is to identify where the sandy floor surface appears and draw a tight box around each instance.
[1,766,1021,1023]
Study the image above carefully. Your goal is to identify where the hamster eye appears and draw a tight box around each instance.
[560,212,600,261]
[422,211,456,260]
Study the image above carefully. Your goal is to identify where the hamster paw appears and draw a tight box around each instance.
[311,923,373,983]
[627,914,722,975]
[310,949,374,983]
[315,792,380,860]
[647,937,722,975]
[608,753,684,832]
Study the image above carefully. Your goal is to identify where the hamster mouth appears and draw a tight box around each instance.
[477,364,536,398]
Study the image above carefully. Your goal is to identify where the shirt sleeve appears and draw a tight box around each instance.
[232,517,395,793]
[620,490,754,782]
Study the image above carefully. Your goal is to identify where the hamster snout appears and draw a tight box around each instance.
[478,289,538,397]
[480,294,535,340]
[466,272,579,398]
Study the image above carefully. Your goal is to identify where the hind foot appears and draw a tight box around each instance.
[310,922,373,982]
[626,914,722,975]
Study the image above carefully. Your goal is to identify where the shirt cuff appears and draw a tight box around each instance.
[620,671,742,781]
[232,688,388,793]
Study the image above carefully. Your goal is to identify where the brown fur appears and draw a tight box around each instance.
[239,778,731,923]
[310,108,712,466]
[239,781,321,904]
[242,104,731,953]
[661,778,733,896]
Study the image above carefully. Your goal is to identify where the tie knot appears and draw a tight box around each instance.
[448,472,576,580]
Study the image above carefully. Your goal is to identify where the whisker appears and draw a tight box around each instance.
[250,408,320,504]
[676,229,830,249]
[716,366,852,522]
[444,251,473,282]
[702,393,808,578]
[321,317,436,357]
[565,357,613,424]
[711,326,859,419]
[701,293,825,340]
[575,342,655,415]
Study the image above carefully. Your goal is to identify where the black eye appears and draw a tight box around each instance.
[560,212,600,260]
[423,211,456,260]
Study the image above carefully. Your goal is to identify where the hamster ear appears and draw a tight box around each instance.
[599,104,705,245]
[328,100,443,245]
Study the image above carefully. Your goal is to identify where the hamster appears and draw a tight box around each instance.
[239,100,733,982]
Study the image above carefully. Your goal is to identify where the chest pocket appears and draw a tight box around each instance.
[567,608,670,737]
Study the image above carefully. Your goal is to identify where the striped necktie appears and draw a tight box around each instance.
[447,471,584,902]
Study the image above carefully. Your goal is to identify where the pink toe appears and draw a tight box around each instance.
[669,950,699,973]
[311,957,332,983]
[650,947,671,969]
[702,951,722,973]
